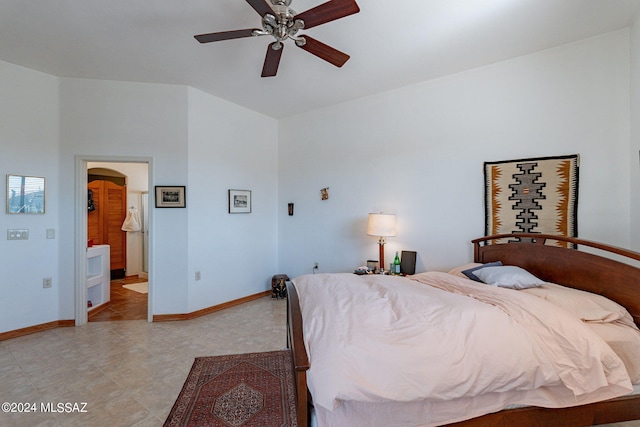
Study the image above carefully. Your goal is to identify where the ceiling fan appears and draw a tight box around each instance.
[194,0,360,77]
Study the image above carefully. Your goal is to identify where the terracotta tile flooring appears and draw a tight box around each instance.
[89,277,148,322]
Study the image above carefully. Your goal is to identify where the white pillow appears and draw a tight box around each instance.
[474,266,545,289]
[522,283,630,323]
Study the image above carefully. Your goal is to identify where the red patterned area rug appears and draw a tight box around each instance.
[164,350,298,427]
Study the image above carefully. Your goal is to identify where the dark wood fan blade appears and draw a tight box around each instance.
[246,0,274,17]
[194,29,259,43]
[294,0,359,29]
[297,36,350,67]
[262,43,284,77]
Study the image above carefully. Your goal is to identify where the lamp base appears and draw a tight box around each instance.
[378,241,385,274]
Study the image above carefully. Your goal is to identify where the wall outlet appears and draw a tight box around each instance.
[195,271,201,281]
[313,262,319,271]
[43,277,52,288]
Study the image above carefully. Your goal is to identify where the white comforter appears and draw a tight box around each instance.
[293,272,633,426]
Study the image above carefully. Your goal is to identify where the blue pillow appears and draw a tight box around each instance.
[461,261,503,282]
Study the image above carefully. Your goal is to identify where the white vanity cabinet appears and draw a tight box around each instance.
[86,245,110,311]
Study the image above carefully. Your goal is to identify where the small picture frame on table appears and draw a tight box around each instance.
[228,189,251,214]
[155,186,186,208]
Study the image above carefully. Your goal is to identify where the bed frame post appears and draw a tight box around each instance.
[286,281,310,427]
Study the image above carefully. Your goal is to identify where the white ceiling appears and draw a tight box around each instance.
[1,0,639,119]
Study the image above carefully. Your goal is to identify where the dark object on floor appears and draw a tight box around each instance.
[164,350,298,427]
[272,274,289,299]
[110,268,125,280]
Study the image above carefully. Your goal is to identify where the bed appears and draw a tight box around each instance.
[286,233,640,426]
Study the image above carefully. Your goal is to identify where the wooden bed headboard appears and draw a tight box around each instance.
[473,233,640,327]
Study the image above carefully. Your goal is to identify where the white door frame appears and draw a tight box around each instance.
[74,155,154,325]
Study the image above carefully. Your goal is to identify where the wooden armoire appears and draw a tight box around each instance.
[88,180,127,279]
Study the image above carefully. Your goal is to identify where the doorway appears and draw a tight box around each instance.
[74,156,152,326]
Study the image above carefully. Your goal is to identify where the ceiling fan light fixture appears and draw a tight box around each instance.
[276,24,289,40]
[292,19,305,31]
[195,0,360,77]
[271,0,292,6]
[263,14,277,28]
[271,4,295,19]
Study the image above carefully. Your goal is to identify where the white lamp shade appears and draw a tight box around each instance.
[367,213,396,237]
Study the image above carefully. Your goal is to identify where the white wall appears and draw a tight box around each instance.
[278,30,632,278]
[59,78,190,316]
[1,70,279,332]
[186,88,279,311]
[0,61,60,332]
[631,11,640,252]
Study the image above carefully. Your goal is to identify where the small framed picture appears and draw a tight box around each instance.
[228,189,251,214]
[7,174,46,214]
[155,186,186,208]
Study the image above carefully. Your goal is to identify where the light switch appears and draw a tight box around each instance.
[46,228,55,239]
[7,229,29,240]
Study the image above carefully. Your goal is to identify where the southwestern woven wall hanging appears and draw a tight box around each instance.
[484,154,579,246]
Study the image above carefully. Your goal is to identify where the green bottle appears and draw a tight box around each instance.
[393,251,401,275]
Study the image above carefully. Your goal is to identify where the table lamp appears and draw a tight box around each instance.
[367,213,396,272]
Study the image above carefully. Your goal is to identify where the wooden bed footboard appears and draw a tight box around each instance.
[286,234,640,426]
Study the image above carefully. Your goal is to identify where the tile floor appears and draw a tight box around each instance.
[89,278,148,322]
[0,297,287,427]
